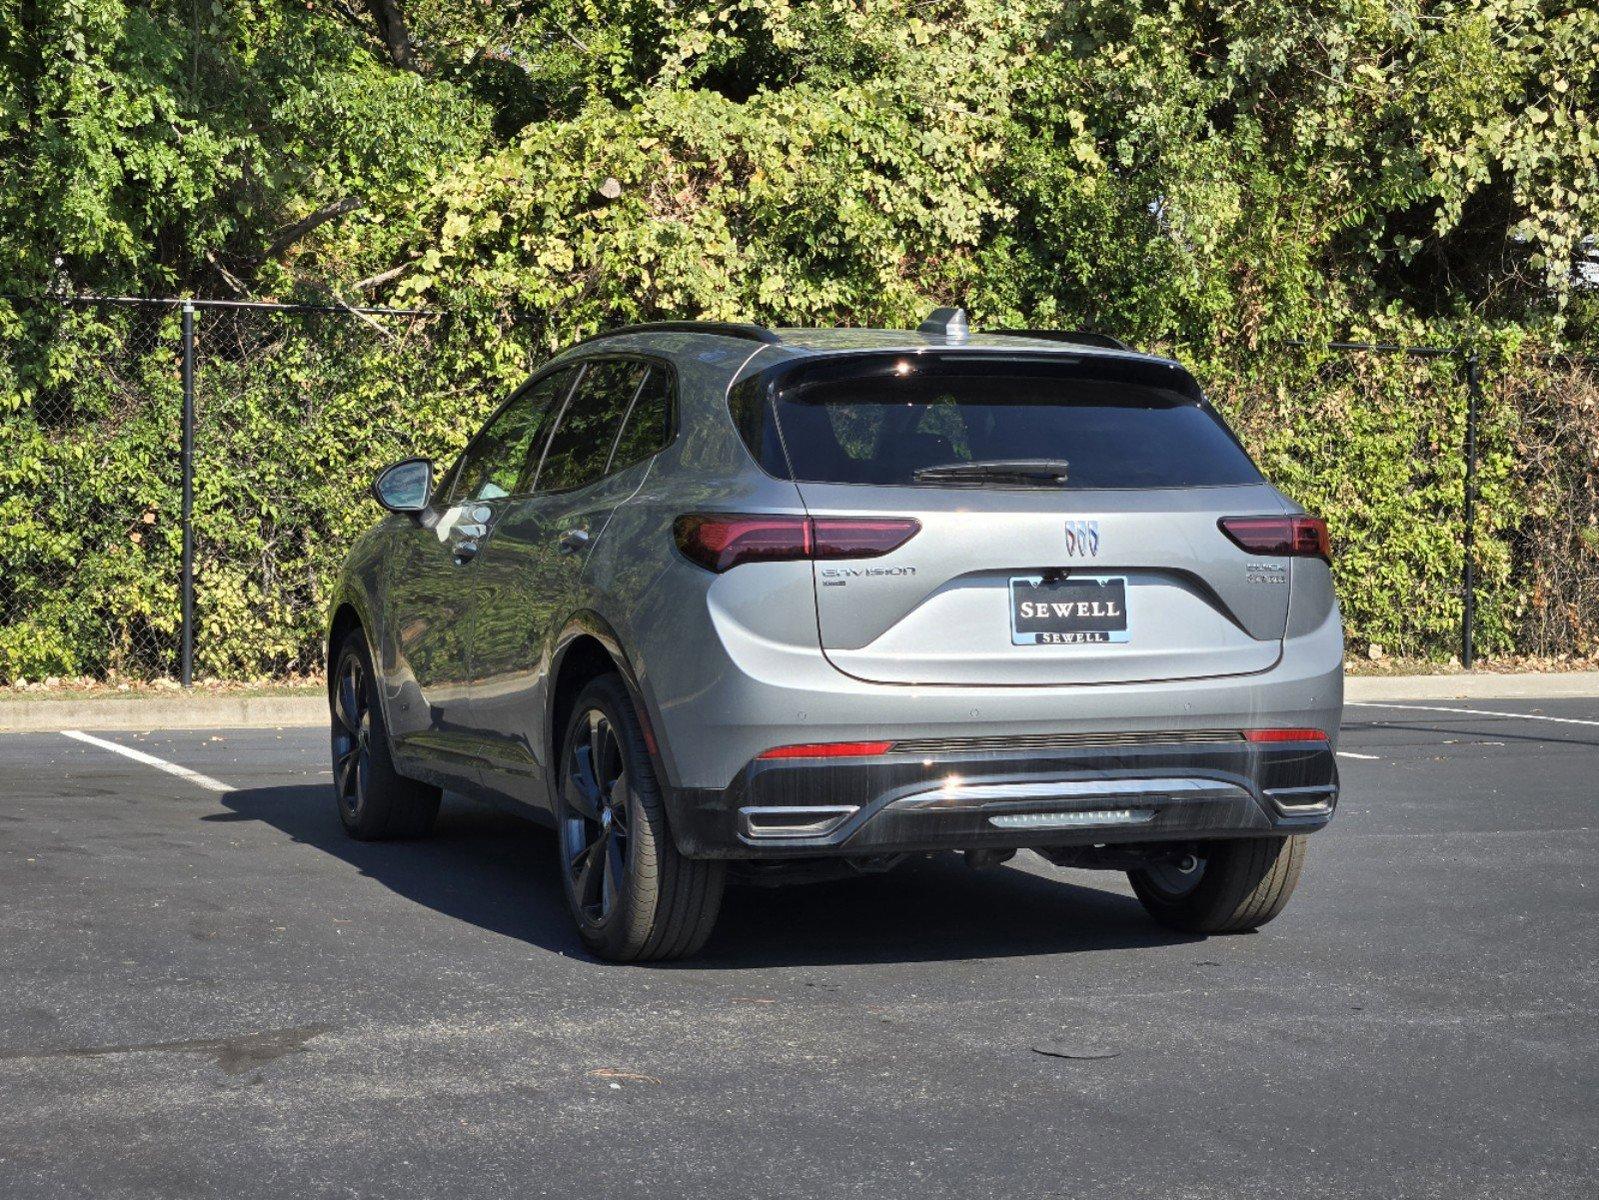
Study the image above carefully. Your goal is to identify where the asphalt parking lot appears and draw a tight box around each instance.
[2,698,1596,1199]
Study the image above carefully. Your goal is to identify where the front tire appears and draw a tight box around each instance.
[330,628,441,840]
[555,674,725,962]
[1129,836,1307,934]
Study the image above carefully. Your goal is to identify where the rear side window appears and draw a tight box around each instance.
[607,366,673,472]
[729,354,1262,489]
[535,358,648,492]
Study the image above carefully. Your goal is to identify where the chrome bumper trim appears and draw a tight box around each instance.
[892,776,1251,813]
[1263,783,1337,814]
[738,805,859,841]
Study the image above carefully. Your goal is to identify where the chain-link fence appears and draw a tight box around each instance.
[2,298,186,679]
[1,296,1595,684]
[1,296,540,683]
[1216,341,1491,664]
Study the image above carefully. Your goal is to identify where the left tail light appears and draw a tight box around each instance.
[673,514,920,573]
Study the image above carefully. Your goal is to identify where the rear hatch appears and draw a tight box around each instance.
[730,350,1290,686]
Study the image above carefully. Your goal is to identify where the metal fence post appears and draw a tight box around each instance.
[180,301,195,687]
[1461,353,1480,669]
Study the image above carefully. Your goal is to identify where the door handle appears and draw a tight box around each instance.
[453,539,481,566]
[557,527,591,556]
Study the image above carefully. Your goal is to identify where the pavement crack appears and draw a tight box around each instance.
[0,1022,336,1075]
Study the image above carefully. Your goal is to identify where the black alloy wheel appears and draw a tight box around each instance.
[328,629,440,840]
[561,708,632,925]
[331,650,371,822]
[553,673,725,961]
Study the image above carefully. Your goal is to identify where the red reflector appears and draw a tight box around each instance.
[674,513,918,572]
[1218,515,1331,561]
[1242,728,1329,743]
[756,740,895,760]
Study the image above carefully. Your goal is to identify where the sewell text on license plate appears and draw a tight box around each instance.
[1010,575,1130,646]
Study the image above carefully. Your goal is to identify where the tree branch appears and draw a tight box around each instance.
[260,197,364,263]
[205,249,252,297]
[351,261,412,291]
[362,0,419,72]
[330,290,398,342]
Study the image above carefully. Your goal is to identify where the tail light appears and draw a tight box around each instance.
[1242,728,1329,743]
[674,514,920,573]
[1219,515,1331,561]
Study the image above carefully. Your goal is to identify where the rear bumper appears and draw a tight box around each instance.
[666,736,1338,859]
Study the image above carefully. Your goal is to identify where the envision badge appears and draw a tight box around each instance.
[1064,520,1100,558]
[818,565,918,579]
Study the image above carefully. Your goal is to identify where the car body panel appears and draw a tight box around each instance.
[795,481,1293,685]
[467,456,654,807]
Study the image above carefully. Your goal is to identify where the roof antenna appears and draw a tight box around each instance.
[917,306,968,341]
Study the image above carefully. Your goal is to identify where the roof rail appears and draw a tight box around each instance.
[569,320,782,349]
[987,329,1132,351]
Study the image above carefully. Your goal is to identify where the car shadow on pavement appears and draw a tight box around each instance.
[211,785,1197,967]
[209,785,587,957]
[702,863,1199,968]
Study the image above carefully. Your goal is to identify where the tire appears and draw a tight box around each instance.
[1128,836,1307,935]
[555,673,725,962]
[330,627,441,840]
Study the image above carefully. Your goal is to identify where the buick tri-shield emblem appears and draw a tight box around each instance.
[1064,520,1100,558]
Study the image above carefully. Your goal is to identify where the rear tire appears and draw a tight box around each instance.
[1128,836,1307,934]
[555,673,725,962]
[330,628,441,841]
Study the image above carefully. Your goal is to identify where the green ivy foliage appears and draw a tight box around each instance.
[0,0,1594,678]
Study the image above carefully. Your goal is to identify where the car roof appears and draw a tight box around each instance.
[552,323,1179,373]
[767,327,1160,362]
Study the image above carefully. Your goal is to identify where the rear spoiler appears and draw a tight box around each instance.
[987,329,1133,352]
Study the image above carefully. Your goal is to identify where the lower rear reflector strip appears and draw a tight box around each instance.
[988,808,1156,830]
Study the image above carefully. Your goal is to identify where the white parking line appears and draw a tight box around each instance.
[1347,701,1599,729]
[1337,751,1381,761]
[61,730,233,793]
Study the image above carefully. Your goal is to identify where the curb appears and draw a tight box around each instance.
[0,695,325,732]
[1345,671,1599,702]
[2,672,1597,732]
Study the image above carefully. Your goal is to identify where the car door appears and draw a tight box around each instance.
[469,357,670,808]
[380,369,575,782]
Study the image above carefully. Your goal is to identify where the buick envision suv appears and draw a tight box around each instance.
[328,309,1343,960]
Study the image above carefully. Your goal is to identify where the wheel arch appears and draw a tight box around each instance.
[547,612,666,799]
[325,589,385,722]
[327,602,363,680]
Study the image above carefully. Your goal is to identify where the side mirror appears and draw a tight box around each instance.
[372,457,433,514]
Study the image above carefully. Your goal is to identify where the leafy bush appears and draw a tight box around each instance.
[1,0,1595,678]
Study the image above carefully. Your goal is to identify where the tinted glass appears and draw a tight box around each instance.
[535,359,648,492]
[448,368,575,504]
[732,355,1261,489]
[607,366,674,471]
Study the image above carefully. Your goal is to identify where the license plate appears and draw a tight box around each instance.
[1010,575,1129,645]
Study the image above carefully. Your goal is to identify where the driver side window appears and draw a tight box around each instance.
[446,367,578,505]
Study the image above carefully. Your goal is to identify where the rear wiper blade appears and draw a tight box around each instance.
[911,458,1072,485]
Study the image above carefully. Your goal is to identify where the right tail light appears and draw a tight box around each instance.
[1219,515,1331,562]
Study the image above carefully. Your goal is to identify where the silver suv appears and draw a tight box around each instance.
[328,309,1343,960]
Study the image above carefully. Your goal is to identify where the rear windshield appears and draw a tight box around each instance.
[728,353,1262,489]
